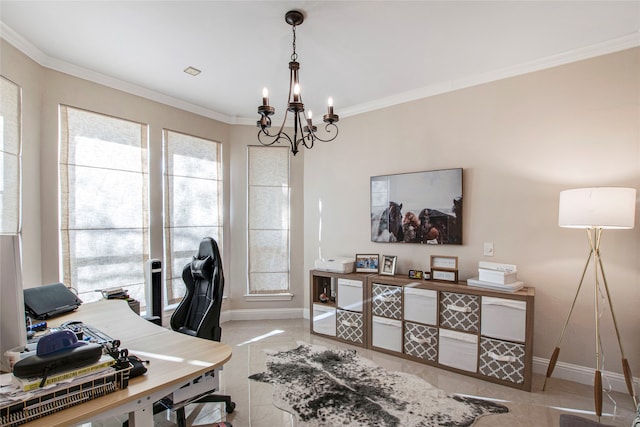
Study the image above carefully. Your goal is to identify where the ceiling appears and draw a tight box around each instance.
[1,1,639,125]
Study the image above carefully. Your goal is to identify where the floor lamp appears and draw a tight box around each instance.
[543,187,638,417]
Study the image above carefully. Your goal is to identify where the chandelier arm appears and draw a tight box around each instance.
[300,116,315,150]
[308,123,339,143]
[257,130,278,146]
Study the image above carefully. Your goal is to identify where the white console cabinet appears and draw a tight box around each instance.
[309,270,535,391]
[365,274,535,391]
[310,270,370,347]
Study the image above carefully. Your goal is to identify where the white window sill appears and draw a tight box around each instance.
[243,293,294,302]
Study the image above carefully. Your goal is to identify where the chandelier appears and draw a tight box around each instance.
[257,10,339,156]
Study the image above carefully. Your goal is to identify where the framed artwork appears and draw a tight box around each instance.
[430,255,458,271]
[370,168,463,244]
[432,268,458,282]
[355,254,379,273]
[380,255,397,276]
[408,269,423,279]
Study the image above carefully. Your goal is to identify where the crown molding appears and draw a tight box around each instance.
[3,21,638,125]
[339,32,640,119]
[1,22,236,125]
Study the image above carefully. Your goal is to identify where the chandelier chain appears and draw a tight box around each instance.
[291,24,298,62]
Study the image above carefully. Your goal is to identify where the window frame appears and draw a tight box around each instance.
[58,105,149,303]
[246,145,292,300]
[162,129,223,307]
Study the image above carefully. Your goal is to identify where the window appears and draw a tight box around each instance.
[1,76,21,235]
[59,106,149,303]
[163,130,222,305]
[247,146,290,295]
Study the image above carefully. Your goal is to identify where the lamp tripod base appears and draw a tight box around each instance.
[542,228,638,418]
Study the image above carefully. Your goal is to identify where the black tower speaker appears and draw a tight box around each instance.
[145,259,163,326]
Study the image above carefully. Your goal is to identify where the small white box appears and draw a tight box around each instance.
[315,257,355,273]
[438,329,478,372]
[337,278,363,312]
[403,287,437,325]
[481,297,527,342]
[478,268,518,284]
[312,304,336,336]
[372,316,402,353]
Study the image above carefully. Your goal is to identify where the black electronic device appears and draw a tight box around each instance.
[145,259,163,326]
[12,330,102,378]
[58,321,116,346]
[23,283,82,320]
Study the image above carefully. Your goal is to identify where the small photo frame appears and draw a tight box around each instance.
[355,254,379,273]
[408,269,423,280]
[380,255,397,276]
[430,255,458,271]
[431,268,458,282]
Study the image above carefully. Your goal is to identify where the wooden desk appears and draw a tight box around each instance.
[23,300,232,427]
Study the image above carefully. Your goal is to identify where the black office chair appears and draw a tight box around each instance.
[167,237,235,426]
[126,237,235,427]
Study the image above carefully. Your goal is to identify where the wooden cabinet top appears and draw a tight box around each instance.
[310,270,534,299]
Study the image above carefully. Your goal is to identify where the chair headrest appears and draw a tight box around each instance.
[190,255,212,280]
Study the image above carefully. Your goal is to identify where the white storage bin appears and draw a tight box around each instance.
[312,304,336,337]
[481,297,526,342]
[403,287,437,325]
[337,278,363,312]
[438,329,478,372]
[371,316,402,353]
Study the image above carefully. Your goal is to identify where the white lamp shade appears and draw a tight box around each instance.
[558,187,636,229]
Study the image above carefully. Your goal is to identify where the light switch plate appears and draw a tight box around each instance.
[483,242,494,256]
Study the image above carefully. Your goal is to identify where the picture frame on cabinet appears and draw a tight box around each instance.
[380,255,397,276]
[408,269,423,279]
[431,268,458,282]
[430,255,458,271]
[355,254,379,273]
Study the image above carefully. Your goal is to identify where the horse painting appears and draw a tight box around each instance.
[370,168,463,245]
[371,202,404,242]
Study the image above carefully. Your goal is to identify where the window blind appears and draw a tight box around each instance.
[59,106,149,302]
[163,130,222,305]
[247,146,290,294]
[0,77,21,235]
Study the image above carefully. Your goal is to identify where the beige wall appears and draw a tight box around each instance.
[3,36,639,377]
[1,38,306,313]
[303,47,640,375]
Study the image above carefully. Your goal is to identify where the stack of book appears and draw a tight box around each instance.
[467,261,524,292]
[0,355,128,426]
[11,354,116,392]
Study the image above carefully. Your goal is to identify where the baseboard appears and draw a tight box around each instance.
[533,356,639,395]
[220,308,303,323]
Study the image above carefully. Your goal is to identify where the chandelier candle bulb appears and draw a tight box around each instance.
[328,97,334,115]
[262,88,269,106]
[293,84,301,102]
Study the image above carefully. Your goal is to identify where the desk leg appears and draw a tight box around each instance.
[128,402,154,427]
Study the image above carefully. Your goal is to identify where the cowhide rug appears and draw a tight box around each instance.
[248,343,509,426]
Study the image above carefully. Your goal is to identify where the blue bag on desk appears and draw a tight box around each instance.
[12,330,102,379]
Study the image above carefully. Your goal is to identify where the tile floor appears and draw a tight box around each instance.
[89,318,636,427]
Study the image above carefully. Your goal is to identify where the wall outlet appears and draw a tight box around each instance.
[483,242,494,257]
